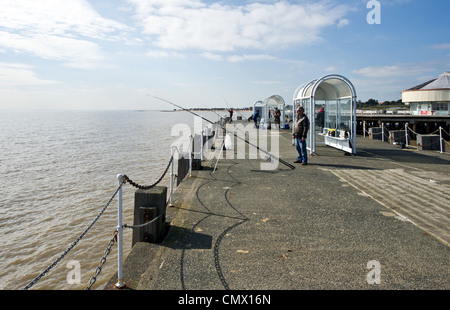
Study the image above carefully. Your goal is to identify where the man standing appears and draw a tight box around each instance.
[228,108,233,122]
[274,107,281,128]
[253,109,260,128]
[316,106,324,130]
[293,107,309,165]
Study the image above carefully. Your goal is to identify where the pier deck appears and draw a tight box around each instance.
[107,129,449,290]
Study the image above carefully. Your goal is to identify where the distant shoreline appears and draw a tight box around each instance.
[160,108,252,112]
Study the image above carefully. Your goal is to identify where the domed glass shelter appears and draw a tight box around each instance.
[262,95,286,128]
[293,74,357,154]
[253,95,286,128]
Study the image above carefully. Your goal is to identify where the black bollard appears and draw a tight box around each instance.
[132,186,167,246]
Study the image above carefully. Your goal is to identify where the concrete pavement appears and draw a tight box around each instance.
[106,129,449,290]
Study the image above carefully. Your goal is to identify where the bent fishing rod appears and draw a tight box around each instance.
[147,94,295,170]
[222,95,247,121]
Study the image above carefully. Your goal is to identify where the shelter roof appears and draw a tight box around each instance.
[294,74,356,100]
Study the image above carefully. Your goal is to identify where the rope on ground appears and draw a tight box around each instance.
[22,180,125,290]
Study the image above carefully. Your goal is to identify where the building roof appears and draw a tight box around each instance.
[406,72,450,91]
[402,72,450,103]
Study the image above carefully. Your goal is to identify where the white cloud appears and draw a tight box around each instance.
[251,80,282,85]
[200,52,224,61]
[337,18,349,28]
[227,54,276,62]
[0,62,59,87]
[382,0,414,5]
[431,43,450,50]
[0,31,107,69]
[0,0,132,68]
[350,60,450,101]
[146,50,185,58]
[200,52,276,62]
[0,0,131,39]
[352,63,435,78]
[128,0,351,52]
[200,52,277,62]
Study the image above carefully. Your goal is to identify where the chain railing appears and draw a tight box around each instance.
[122,156,173,190]
[23,154,177,290]
[23,179,125,290]
[362,121,448,153]
[85,230,118,290]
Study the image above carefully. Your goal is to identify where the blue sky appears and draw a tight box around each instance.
[0,0,449,110]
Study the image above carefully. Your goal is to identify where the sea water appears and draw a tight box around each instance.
[0,109,234,290]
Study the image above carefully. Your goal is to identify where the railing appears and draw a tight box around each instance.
[22,121,214,290]
[23,179,125,290]
[362,121,449,153]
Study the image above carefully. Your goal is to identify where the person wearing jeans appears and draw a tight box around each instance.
[293,107,309,165]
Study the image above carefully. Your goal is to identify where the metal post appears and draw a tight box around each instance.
[381,123,384,142]
[405,123,409,147]
[201,129,204,161]
[189,135,193,177]
[352,96,356,154]
[116,174,126,289]
[310,96,315,155]
[439,126,443,153]
[169,145,175,207]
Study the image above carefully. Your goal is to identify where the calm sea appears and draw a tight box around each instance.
[0,109,235,290]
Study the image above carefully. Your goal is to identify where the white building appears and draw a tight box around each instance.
[402,72,450,116]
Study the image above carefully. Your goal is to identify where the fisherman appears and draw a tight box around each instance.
[274,107,281,128]
[253,110,260,128]
[228,108,234,122]
[316,106,325,130]
[293,106,309,165]
[147,94,295,170]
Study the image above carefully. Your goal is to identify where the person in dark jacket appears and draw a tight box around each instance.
[253,110,260,128]
[316,107,324,130]
[293,107,309,165]
[274,107,281,128]
[228,108,233,122]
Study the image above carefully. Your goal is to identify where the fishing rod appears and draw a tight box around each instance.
[222,95,247,121]
[147,94,295,170]
[197,101,228,122]
[197,101,257,170]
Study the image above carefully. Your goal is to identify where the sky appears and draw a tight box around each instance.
[0,0,449,110]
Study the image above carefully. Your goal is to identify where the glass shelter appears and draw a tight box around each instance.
[262,95,286,129]
[293,74,357,154]
[252,100,263,123]
[253,95,286,129]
